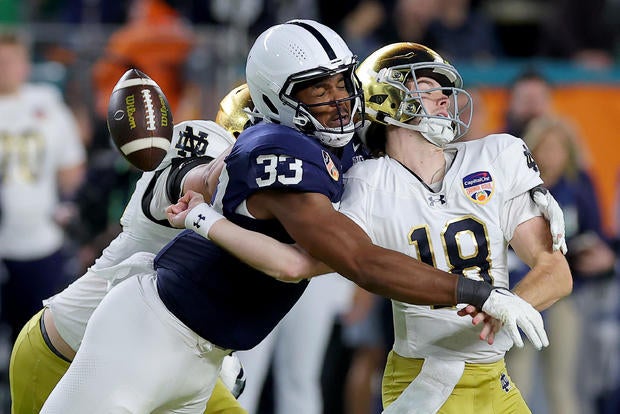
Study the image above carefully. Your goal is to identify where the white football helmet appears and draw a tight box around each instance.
[356,42,473,147]
[246,19,364,148]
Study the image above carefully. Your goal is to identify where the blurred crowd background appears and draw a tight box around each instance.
[0,0,619,413]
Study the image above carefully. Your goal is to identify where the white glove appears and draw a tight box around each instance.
[482,288,549,350]
[531,186,568,254]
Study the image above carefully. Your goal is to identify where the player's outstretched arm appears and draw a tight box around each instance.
[254,190,550,349]
[166,191,331,282]
[472,215,571,349]
[509,215,573,311]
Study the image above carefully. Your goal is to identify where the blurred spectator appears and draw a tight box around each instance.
[477,0,548,57]
[507,116,618,414]
[237,273,353,414]
[0,29,86,343]
[70,151,142,274]
[341,287,391,414]
[537,0,616,69]
[504,68,553,137]
[425,0,501,63]
[91,0,196,151]
[318,0,394,59]
[386,0,436,45]
[28,0,128,24]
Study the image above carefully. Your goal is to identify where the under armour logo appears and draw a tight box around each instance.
[193,214,206,228]
[500,373,511,392]
[428,194,446,206]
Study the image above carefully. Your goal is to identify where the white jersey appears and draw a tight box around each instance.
[0,84,85,259]
[340,134,543,363]
[45,120,235,350]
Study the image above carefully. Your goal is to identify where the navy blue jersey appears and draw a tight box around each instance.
[155,124,366,350]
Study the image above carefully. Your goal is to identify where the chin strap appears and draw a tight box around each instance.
[377,111,456,147]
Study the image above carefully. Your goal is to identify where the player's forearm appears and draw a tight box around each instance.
[512,251,572,311]
[209,219,330,282]
[320,243,460,306]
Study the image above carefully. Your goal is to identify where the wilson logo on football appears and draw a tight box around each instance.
[462,171,494,204]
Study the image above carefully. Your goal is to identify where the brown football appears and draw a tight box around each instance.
[107,68,173,171]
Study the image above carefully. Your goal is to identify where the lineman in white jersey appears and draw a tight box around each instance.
[9,118,252,414]
[345,43,573,413]
[11,105,329,414]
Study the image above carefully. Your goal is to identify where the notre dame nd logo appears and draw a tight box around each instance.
[522,144,539,172]
[500,373,512,392]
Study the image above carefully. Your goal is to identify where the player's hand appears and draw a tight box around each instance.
[166,190,206,228]
[481,288,549,350]
[530,186,567,254]
[457,305,501,345]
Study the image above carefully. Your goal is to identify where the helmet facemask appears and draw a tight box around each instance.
[279,64,365,148]
[370,62,473,147]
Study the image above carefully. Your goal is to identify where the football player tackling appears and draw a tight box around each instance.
[347,43,572,413]
[41,21,551,413]
[10,106,327,413]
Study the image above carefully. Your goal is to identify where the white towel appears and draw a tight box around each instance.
[88,251,156,289]
[383,357,465,414]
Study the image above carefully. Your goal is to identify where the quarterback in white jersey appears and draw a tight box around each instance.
[349,43,573,414]
[343,134,544,362]
[11,81,326,414]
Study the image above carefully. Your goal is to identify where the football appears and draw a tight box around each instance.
[107,68,173,171]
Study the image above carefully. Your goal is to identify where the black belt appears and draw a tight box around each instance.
[40,309,72,363]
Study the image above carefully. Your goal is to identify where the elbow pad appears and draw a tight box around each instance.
[165,155,214,203]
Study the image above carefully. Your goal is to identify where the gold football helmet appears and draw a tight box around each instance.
[215,83,255,138]
[356,42,473,146]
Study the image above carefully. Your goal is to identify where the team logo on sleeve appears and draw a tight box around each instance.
[462,171,494,204]
[322,150,340,181]
[522,144,539,172]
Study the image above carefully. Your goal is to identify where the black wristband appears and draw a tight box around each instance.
[456,277,494,309]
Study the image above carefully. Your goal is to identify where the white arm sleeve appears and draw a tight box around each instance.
[500,191,541,242]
